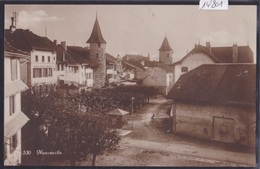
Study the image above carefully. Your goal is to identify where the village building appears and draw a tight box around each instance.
[171,42,254,84]
[5,21,57,94]
[141,63,174,95]
[166,64,256,146]
[4,39,30,165]
[55,43,97,93]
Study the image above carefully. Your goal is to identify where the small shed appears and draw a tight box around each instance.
[108,108,129,128]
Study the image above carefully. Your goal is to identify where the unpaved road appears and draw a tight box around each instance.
[91,96,256,167]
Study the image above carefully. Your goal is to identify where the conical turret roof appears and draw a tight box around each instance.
[159,36,173,51]
[87,18,106,44]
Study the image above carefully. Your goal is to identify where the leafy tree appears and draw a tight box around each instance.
[21,88,120,166]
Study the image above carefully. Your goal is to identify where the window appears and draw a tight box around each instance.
[10,133,18,154]
[33,68,42,78]
[167,53,170,58]
[61,64,64,71]
[181,67,188,72]
[43,68,48,77]
[48,56,50,62]
[11,59,18,81]
[42,56,45,62]
[89,73,92,79]
[9,95,15,116]
[54,57,55,60]
[48,68,52,77]
[96,53,99,59]
[35,55,38,62]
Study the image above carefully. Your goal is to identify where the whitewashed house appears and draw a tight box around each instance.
[5,26,57,94]
[171,42,254,84]
[4,39,30,165]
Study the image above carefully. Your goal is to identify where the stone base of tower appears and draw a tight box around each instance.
[93,67,106,88]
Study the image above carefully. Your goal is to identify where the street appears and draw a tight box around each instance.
[83,96,256,167]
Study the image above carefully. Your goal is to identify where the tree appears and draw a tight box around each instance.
[22,88,120,166]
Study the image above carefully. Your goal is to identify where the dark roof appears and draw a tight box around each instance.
[124,59,146,70]
[54,44,73,64]
[86,18,106,44]
[4,39,29,57]
[159,36,173,51]
[172,45,221,65]
[172,44,253,65]
[106,53,116,64]
[156,63,173,72]
[122,54,149,61]
[211,46,253,63]
[167,64,256,107]
[5,29,56,52]
[66,46,97,67]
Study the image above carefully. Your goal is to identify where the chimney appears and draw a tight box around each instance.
[61,41,67,51]
[206,42,211,52]
[10,17,16,33]
[232,43,238,62]
[53,40,57,45]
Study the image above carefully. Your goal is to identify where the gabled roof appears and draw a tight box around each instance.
[66,46,97,67]
[54,44,72,64]
[5,29,56,52]
[86,18,106,44]
[172,44,253,65]
[159,36,173,51]
[124,59,146,70]
[172,45,221,65]
[167,64,256,107]
[106,53,117,64]
[211,46,253,63]
[4,39,29,57]
[156,63,173,72]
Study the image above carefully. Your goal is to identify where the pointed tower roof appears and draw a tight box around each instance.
[87,17,106,44]
[159,36,173,51]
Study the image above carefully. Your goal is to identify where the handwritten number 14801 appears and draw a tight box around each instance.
[201,0,223,9]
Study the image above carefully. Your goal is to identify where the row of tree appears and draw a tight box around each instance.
[21,85,158,166]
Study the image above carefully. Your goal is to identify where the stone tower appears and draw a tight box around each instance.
[87,16,106,88]
[159,36,173,64]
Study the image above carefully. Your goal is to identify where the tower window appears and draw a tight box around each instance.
[96,53,99,59]
[167,53,170,58]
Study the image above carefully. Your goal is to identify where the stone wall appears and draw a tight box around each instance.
[173,102,256,146]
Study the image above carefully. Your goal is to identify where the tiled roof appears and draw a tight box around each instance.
[124,59,146,70]
[167,64,256,106]
[4,39,29,57]
[66,46,97,67]
[172,45,221,65]
[86,18,106,44]
[106,53,116,64]
[159,36,173,51]
[5,29,55,52]
[156,63,173,72]
[211,46,253,63]
[172,44,253,65]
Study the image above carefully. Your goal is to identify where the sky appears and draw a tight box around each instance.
[5,5,257,62]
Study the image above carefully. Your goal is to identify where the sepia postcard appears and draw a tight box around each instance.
[3,3,258,167]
